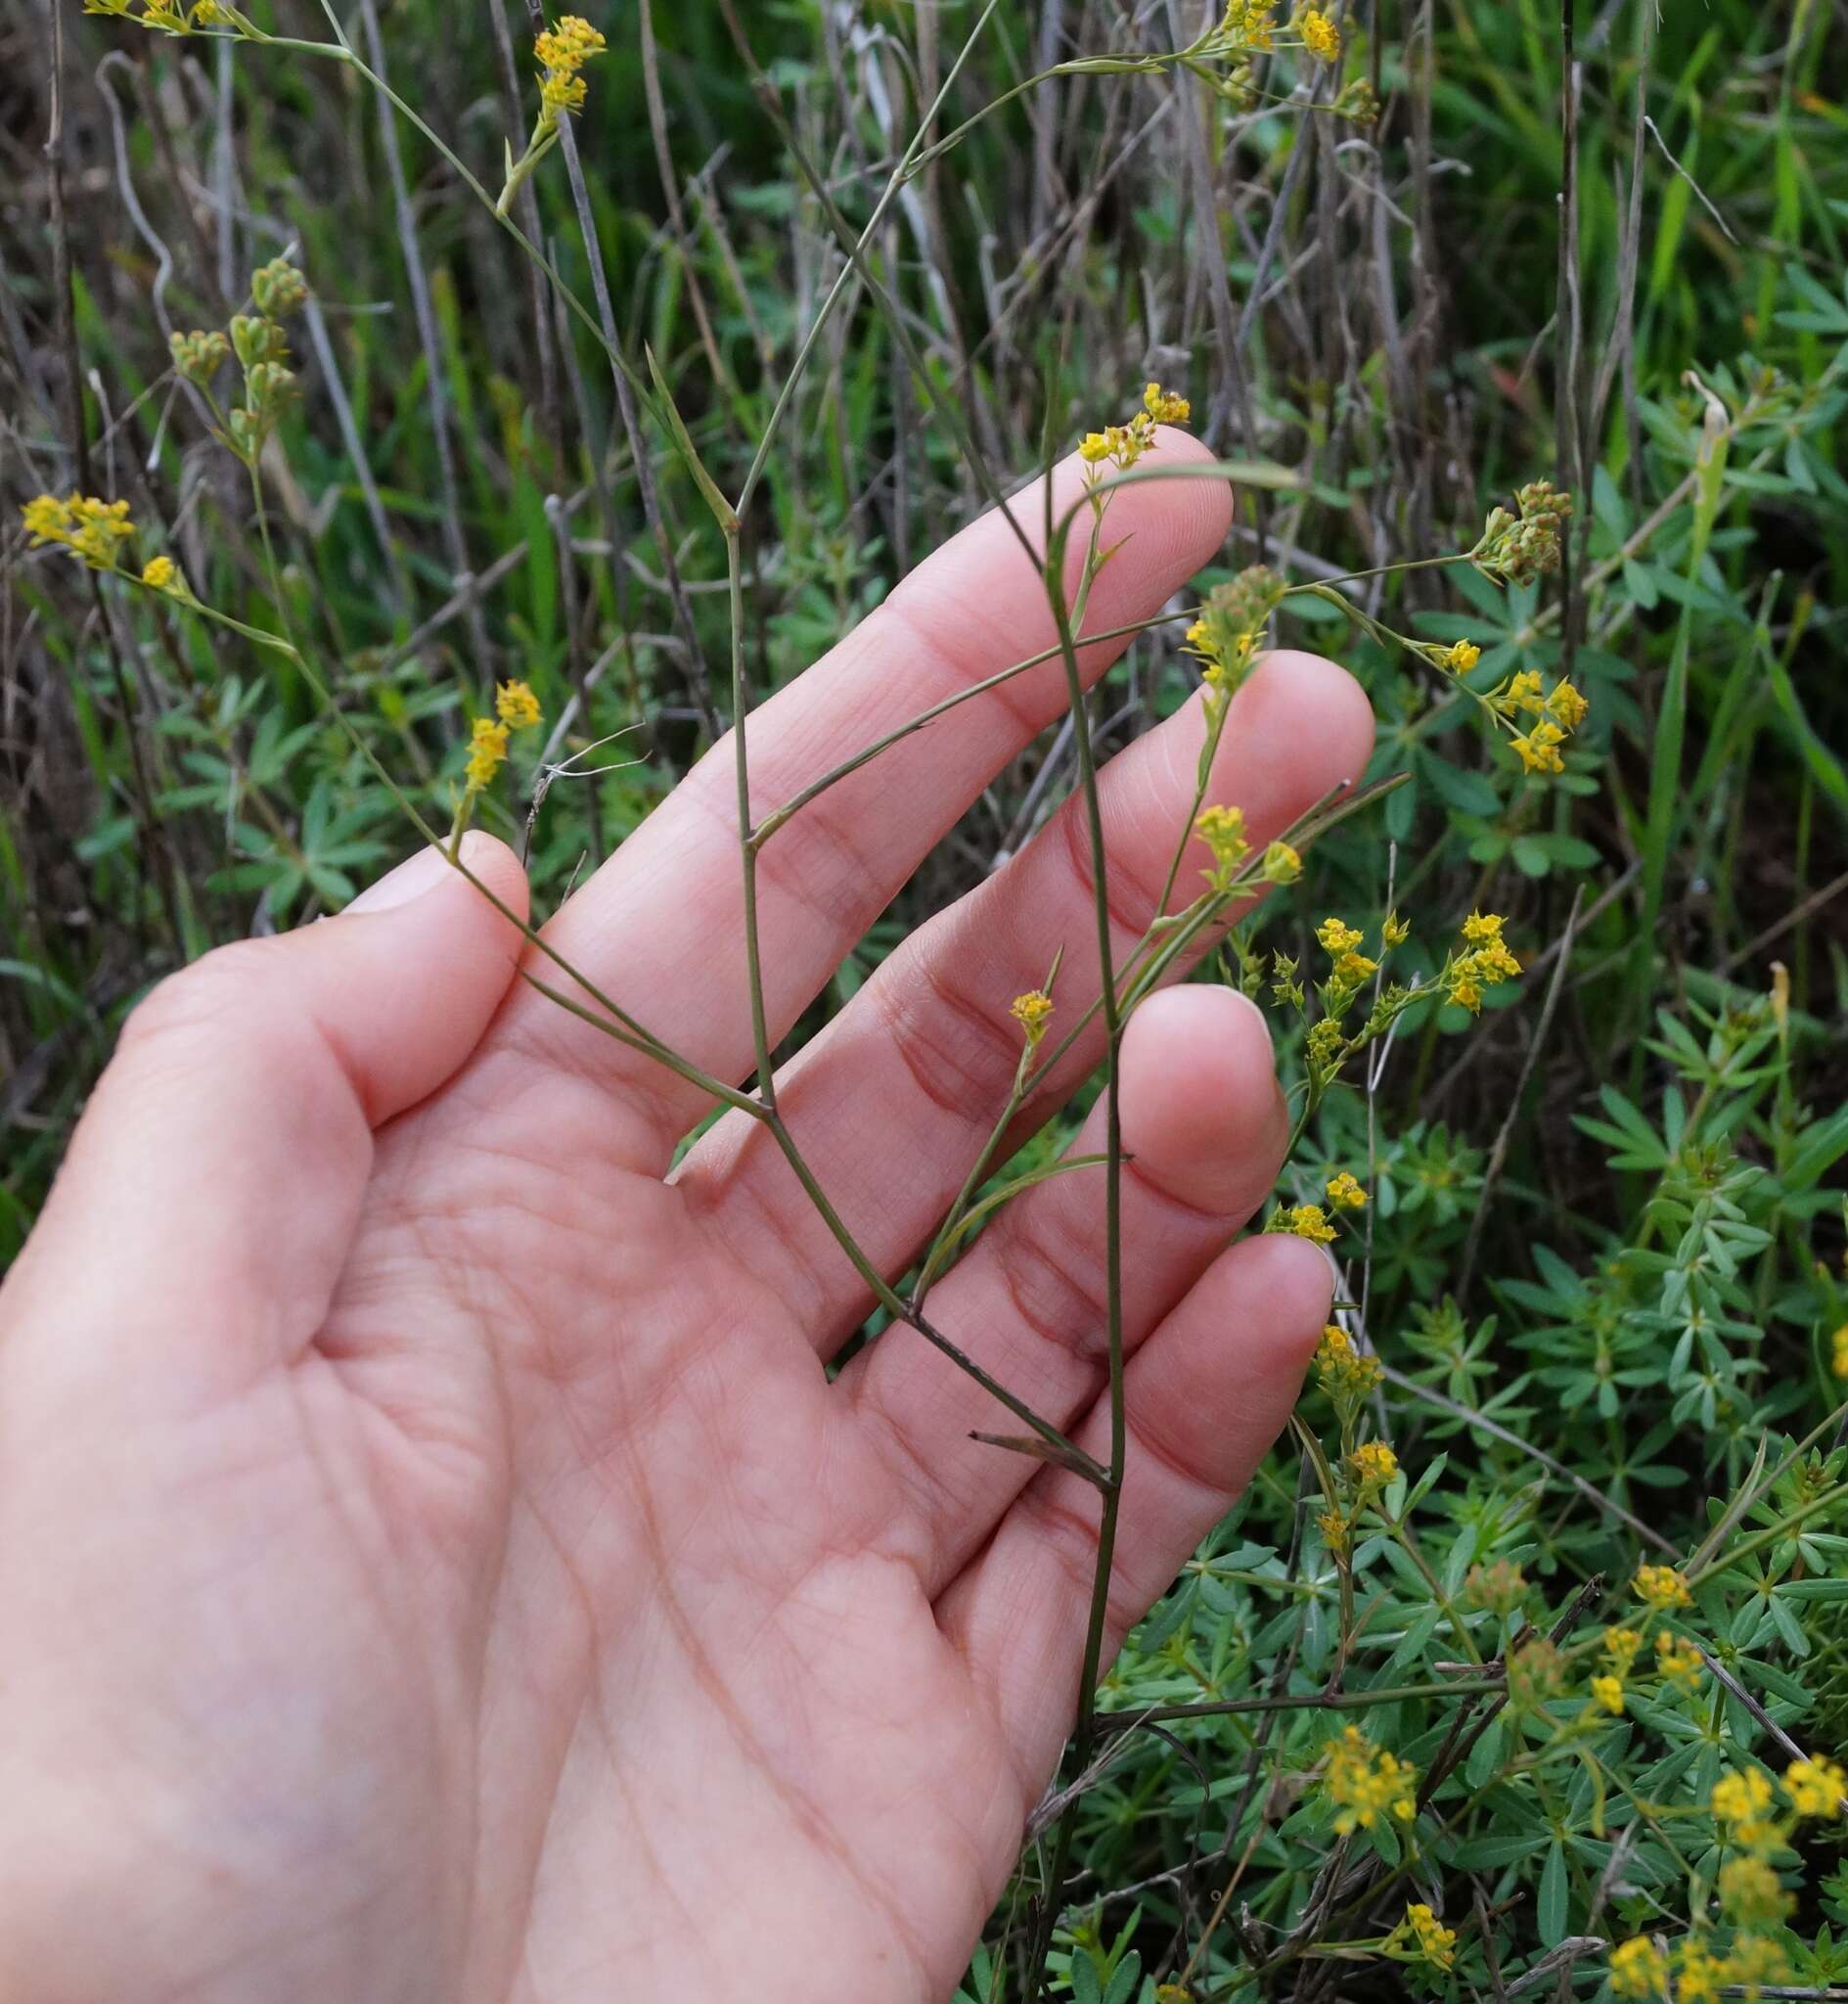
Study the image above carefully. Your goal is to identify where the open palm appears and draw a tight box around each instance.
[0,438,1372,2004]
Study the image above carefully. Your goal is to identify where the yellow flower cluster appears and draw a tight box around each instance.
[1010,989,1054,1046]
[1194,802,1249,891]
[1675,1936,1786,2004]
[1323,1725,1417,1834]
[1080,383,1191,473]
[1262,840,1302,885]
[1636,1756,1848,1995]
[1186,566,1286,717]
[1585,1621,1704,1717]
[1446,911,1520,1013]
[1589,1672,1625,1716]
[81,0,240,31]
[1325,1170,1367,1210]
[536,15,606,122]
[1493,667,1590,776]
[1142,380,1192,425]
[1347,1438,1398,1492]
[1633,1564,1691,1611]
[1656,1631,1704,1691]
[1298,7,1340,60]
[22,492,136,570]
[496,678,544,729]
[1786,1754,1848,1817]
[1720,1755,1847,1837]
[465,681,546,794]
[1386,1902,1456,1972]
[1218,0,1275,50]
[466,718,513,792]
[1315,1323,1381,1402]
[141,554,189,598]
[1608,1937,1669,1999]
[1275,1203,1335,1245]
[1718,1855,1791,1929]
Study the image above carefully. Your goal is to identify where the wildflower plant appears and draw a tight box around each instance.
[12,6,1848,2003]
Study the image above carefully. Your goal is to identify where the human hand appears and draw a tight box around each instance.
[0,435,1372,2003]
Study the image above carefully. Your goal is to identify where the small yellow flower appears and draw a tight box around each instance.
[1299,7,1340,59]
[1332,951,1376,985]
[1461,910,1504,944]
[1261,841,1302,885]
[1602,1626,1644,1672]
[1390,1902,1456,1972]
[1470,937,1522,983]
[1010,989,1054,1046]
[465,715,511,792]
[495,678,543,730]
[1589,1673,1625,1716]
[1633,1564,1691,1612]
[1381,911,1410,947]
[1348,1438,1398,1492]
[1448,974,1482,1013]
[1195,802,1248,854]
[1443,639,1481,673]
[140,554,185,595]
[1676,1945,1729,2004]
[192,0,225,22]
[1711,1766,1779,1850]
[1316,916,1363,954]
[1655,1631,1704,1692]
[1195,803,1249,889]
[21,491,136,570]
[1511,719,1567,775]
[1499,668,1547,715]
[1143,382,1192,426]
[1079,431,1114,463]
[1315,1324,1381,1401]
[541,69,588,116]
[1325,1171,1367,1210]
[1322,1725,1417,1833]
[1723,1936,1789,1994]
[1830,1323,1848,1380]
[1317,1506,1351,1555]
[1719,1855,1792,1928]
[535,14,606,71]
[1546,679,1589,729]
[1282,1203,1335,1245]
[1783,1754,1848,1819]
[1608,1938,1669,2001]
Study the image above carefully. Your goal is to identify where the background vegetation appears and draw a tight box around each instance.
[3,0,1847,1997]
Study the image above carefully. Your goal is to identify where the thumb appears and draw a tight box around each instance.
[2,832,529,1401]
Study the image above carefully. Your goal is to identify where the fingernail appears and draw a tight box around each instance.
[346,843,453,914]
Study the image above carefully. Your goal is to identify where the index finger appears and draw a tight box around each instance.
[482,431,1234,1172]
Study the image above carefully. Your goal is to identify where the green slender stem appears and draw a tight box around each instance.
[726,530,776,1108]
[1029,501,1129,1996]
[749,610,1191,848]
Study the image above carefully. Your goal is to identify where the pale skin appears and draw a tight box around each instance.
[0,433,1374,2003]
